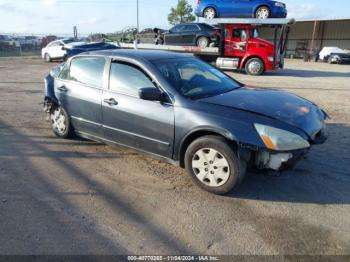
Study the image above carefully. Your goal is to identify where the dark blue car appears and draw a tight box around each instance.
[63,42,119,60]
[43,50,327,195]
[195,0,287,19]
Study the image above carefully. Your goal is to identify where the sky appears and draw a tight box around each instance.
[0,0,349,35]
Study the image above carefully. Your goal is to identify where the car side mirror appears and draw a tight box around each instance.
[139,88,163,101]
[61,46,67,50]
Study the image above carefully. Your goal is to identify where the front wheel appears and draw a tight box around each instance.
[50,106,74,138]
[245,58,265,76]
[203,7,216,19]
[185,136,246,195]
[255,6,270,19]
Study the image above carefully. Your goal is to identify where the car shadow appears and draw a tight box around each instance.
[265,68,350,78]
[227,123,350,205]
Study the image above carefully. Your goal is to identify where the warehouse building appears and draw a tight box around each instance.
[259,18,350,58]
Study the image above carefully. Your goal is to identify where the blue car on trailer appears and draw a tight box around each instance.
[195,0,287,19]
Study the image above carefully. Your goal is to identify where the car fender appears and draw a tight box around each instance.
[176,125,238,166]
[240,55,266,70]
[253,2,273,16]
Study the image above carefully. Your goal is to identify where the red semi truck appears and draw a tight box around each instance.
[121,18,294,76]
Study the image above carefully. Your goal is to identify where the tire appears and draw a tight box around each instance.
[44,53,52,63]
[327,56,334,64]
[196,36,209,48]
[245,58,265,76]
[50,106,74,139]
[184,135,247,195]
[255,6,270,19]
[203,7,216,19]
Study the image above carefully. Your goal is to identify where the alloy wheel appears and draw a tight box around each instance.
[247,60,262,74]
[256,7,270,19]
[204,8,216,19]
[51,108,67,135]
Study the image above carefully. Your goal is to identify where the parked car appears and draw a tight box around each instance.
[318,47,350,64]
[0,35,19,50]
[41,38,86,62]
[43,50,327,195]
[164,23,220,47]
[41,35,58,48]
[195,0,287,19]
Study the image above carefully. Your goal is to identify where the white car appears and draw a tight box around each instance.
[41,39,86,62]
[318,47,350,61]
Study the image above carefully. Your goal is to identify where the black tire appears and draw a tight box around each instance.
[203,7,216,19]
[196,36,209,48]
[50,106,74,139]
[44,53,52,63]
[184,135,246,195]
[327,56,334,64]
[245,58,265,76]
[255,6,270,19]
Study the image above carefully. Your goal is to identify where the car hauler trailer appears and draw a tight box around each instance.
[120,18,295,75]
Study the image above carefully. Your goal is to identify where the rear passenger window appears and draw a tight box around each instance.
[109,62,156,96]
[69,57,106,87]
[184,25,200,31]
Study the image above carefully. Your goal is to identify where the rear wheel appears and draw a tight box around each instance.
[255,6,270,19]
[50,106,74,138]
[44,53,51,63]
[203,7,216,19]
[196,36,209,48]
[185,136,246,195]
[245,58,265,76]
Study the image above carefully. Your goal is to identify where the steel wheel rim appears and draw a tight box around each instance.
[192,148,230,187]
[198,37,208,48]
[204,8,215,19]
[257,8,269,19]
[51,108,67,134]
[248,61,262,74]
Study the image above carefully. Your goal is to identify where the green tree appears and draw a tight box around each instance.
[168,0,196,25]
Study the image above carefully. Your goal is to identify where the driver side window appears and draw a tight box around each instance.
[109,62,156,97]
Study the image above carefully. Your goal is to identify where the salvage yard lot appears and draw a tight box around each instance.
[0,57,349,255]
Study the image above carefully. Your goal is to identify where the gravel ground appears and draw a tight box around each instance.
[0,57,349,255]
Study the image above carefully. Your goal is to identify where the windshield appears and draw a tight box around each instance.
[153,58,241,99]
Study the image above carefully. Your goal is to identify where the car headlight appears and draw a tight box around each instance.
[268,56,274,62]
[254,124,310,151]
[275,2,285,8]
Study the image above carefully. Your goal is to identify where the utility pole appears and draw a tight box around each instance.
[136,0,139,33]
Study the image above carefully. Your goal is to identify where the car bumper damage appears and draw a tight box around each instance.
[253,128,327,172]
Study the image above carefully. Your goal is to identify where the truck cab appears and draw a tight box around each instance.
[215,22,288,75]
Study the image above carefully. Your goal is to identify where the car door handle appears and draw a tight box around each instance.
[103,98,118,106]
[57,85,68,92]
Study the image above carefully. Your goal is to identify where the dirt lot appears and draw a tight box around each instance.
[0,57,349,255]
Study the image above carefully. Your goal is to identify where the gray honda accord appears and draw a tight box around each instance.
[44,49,327,195]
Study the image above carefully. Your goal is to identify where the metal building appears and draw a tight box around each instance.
[259,18,350,57]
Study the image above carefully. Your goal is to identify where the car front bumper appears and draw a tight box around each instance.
[255,129,327,172]
[271,7,287,18]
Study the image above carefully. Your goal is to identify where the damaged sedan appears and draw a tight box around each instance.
[44,50,327,195]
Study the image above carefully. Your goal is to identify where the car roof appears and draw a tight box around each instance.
[84,49,193,62]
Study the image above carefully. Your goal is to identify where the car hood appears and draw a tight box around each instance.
[198,86,326,140]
